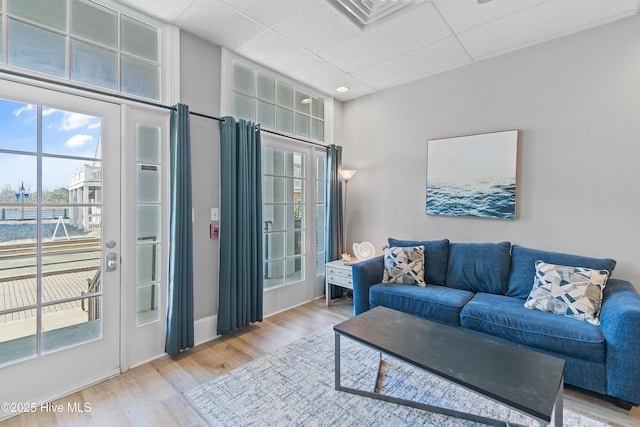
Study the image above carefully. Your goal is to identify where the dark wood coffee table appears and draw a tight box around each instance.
[334,306,565,426]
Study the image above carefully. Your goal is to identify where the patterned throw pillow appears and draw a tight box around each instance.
[524,260,609,325]
[382,246,425,287]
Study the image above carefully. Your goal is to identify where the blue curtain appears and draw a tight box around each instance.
[165,103,194,356]
[325,144,344,298]
[218,117,263,334]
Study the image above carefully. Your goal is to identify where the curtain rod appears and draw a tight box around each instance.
[0,68,328,149]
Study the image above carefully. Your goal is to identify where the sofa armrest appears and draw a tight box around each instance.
[600,278,640,405]
[352,255,384,315]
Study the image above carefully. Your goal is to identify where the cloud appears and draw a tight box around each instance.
[60,112,96,131]
[88,121,101,130]
[42,108,57,116]
[65,134,93,149]
[13,104,35,117]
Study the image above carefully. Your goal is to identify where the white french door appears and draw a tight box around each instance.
[262,134,326,315]
[0,80,121,410]
[121,106,169,369]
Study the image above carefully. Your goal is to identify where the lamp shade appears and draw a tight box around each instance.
[339,169,357,181]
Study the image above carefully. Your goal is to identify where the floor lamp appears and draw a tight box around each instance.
[339,169,356,257]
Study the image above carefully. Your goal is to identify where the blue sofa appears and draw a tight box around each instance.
[352,239,640,407]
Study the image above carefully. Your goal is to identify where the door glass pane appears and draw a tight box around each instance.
[121,55,159,100]
[257,73,275,102]
[264,232,284,261]
[136,284,159,325]
[286,179,304,203]
[0,258,37,310]
[286,152,304,177]
[0,309,37,365]
[0,154,37,217]
[0,100,37,152]
[316,205,325,253]
[71,0,117,48]
[42,255,100,304]
[263,176,285,204]
[121,15,158,62]
[137,164,160,203]
[71,40,118,90]
[233,62,254,96]
[0,18,3,62]
[263,260,284,289]
[263,205,284,232]
[8,19,67,77]
[41,298,101,353]
[137,206,160,242]
[286,231,303,256]
[41,206,98,248]
[45,158,102,206]
[8,0,67,31]
[287,205,304,229]
[285,257,303,283]
[263,148,284,176]
[42,108,102,157]
[137,125,160,163]
[137,244,159,284]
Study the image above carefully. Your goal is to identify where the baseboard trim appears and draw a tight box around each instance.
[195,314,219,346]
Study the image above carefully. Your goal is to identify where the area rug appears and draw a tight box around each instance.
[185,328,609,426]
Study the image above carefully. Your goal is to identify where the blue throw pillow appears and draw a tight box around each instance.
[506,245,616,299]
[445,242,511,294]
[387,238,449,286]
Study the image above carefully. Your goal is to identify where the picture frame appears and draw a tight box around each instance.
[426,130,519,219]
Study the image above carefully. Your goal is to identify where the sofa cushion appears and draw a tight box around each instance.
[388,238,449,286]
[369,283,474,327]
[525,261,609,325]
[460,293,605,362]
[382,246,425,286]
[444,242,511,294]
[506,245,617,299]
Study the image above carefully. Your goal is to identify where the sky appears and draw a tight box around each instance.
[427,130,518,183]
[0,98,102,197]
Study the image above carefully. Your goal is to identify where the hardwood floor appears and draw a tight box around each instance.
[2,297,639,426]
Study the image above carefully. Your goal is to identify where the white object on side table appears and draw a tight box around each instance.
[325,260,354,306]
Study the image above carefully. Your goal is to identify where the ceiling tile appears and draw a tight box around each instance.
[272,1,361,54]
[432,0,549,33]
[352,36,472,90]
[220,0,312,27]
[319,2,452,73]
[175,0,267,49]
[460,0,640,60]
[284,56,375,100]
[114,0,196,22]
[236,30,314,73]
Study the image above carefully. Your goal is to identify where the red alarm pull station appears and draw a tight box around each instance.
[210,223,219,239]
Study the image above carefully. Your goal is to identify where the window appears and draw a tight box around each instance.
[1,0,169,102]
[262,148,305,289]
[316,154,327,274]
[232,62,326,142]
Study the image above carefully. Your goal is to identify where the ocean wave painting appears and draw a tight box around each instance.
[426,177,516,218]
[426,130,519,219]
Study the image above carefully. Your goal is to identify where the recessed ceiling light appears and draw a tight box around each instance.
[477,0,495,4]
[336,86,350,93]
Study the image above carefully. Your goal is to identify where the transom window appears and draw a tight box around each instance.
[0,0,164,101]
[232,61,326,142]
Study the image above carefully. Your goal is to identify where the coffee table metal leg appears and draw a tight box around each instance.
[550,377,563,427]
[334,332,341,390]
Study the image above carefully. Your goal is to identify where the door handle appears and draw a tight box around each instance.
[105,253,118,272]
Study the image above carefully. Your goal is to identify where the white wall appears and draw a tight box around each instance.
[180,31,221,326]
[341,15,640,287]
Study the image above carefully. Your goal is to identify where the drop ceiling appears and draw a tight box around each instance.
[115,0,640,101]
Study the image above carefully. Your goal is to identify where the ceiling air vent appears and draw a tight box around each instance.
[327,0,427,30]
